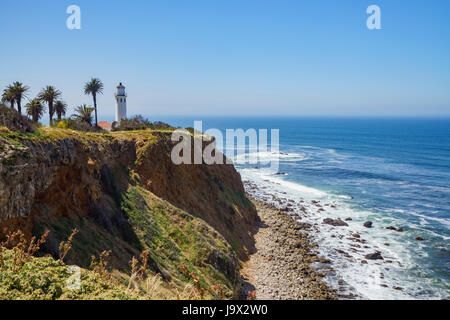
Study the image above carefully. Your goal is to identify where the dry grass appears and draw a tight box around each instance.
[177,265,228,300]
[89,250,112,280]
[0,229,50,270]
[58,228,79,261]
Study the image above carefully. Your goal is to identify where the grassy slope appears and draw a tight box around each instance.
[26,186,237,300]
[119,186,238,297]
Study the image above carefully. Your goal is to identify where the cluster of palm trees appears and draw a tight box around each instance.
[1,82,30,115]
[1,78,104,126]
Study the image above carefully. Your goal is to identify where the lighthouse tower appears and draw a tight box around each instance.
[115,82,127,123]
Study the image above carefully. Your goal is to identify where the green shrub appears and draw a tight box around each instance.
[0,104,36,133]
[112,115,173,132]
[55,118,102,132]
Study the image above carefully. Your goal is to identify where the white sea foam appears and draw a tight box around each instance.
[406,212,450,231]
[337,195,353,200]
[233,151,308,164]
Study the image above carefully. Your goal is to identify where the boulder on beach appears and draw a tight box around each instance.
[363,221,373,228]
[323,218,348,227]
[386,226,405,232]
[364,252,383,260]
[319,257,331,264]
[295,222,312,230]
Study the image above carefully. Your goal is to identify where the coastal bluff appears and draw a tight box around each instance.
[0,126,257,299]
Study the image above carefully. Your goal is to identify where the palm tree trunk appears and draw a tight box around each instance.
[17,99,22,114]
[49,101,53,125]
[93,94,98,126]
[10,99,15,110]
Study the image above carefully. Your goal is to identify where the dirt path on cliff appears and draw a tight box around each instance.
[240,199,336,300]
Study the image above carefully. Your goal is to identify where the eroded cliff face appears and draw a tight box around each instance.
[0,134,135,239]
[135,133,257,258]
[0,128,257,293]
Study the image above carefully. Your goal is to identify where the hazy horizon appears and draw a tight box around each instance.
[1,0,449,118]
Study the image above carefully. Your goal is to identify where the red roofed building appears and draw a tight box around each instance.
[98,121,112,132]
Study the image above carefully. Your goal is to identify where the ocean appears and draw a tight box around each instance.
[147,116,449,300]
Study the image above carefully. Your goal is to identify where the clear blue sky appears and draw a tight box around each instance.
[1,0,449,118]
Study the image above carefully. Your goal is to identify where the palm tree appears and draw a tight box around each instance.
[2,86,15,109]
[54,100,68,121]
[84,78,104,127]
[38,86,61,125]
[10,82,30,114]
[73,104,94,125]
[25,99,45,123]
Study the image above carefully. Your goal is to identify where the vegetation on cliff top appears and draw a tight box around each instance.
[1,79,173,134]
[0,124,168,145]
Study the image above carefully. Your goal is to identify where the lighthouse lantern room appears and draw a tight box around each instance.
[115,82,127,123]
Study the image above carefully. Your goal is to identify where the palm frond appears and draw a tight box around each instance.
[25,98,45,122]
[73,104,94,125]
[84,78,104,95]
[38,86,62,103]
[54,100,68,119]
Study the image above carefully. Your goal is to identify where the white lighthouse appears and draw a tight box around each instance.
[115,82,127,123]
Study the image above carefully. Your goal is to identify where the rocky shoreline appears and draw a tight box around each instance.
[239,175,424,300]
[241,199,337,300]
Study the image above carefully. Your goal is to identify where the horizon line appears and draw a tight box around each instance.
[97,114,450,119]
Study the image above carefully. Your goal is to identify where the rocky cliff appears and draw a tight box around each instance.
[0,126,257,298]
